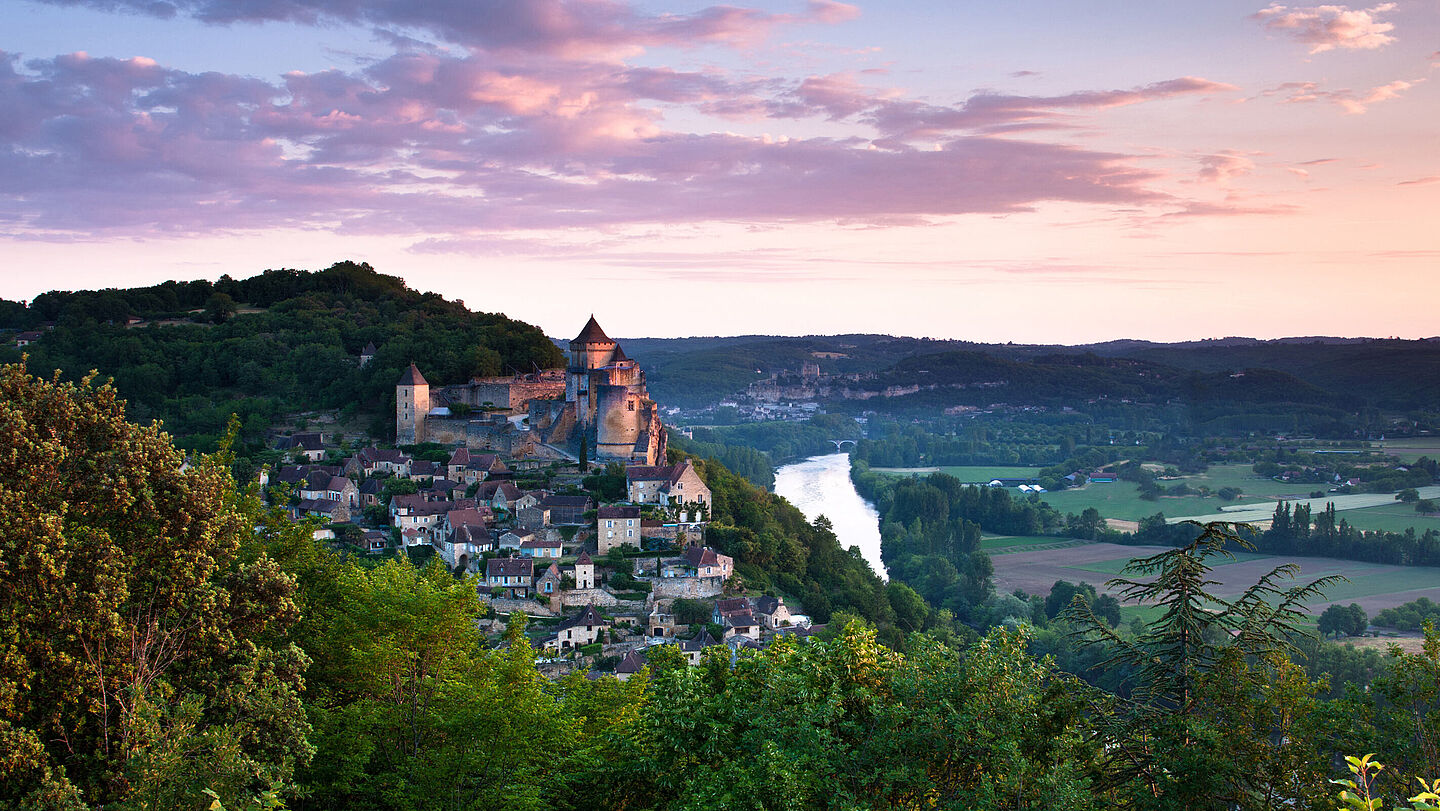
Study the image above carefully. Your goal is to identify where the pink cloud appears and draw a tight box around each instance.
[30,0,857,59]
[1198,151,1257,184]
[1252,3,1398,54]
[0,45,1252,245]
[1258,77,1419,112]
[1397,176,1440,186]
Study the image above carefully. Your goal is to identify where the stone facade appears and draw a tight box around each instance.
[395,318,666,466]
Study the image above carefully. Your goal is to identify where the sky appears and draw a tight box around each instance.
[2,0,1437,343]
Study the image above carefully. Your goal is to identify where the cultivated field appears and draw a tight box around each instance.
[1377,438,1440,463]
[1176,484,1440,524]
[990,541,1440,615]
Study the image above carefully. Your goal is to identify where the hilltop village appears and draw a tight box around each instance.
[267,317,818,677]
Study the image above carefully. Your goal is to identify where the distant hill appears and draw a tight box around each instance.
[618,332,1439,431]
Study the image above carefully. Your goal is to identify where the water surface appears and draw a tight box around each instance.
[773,453,886,579]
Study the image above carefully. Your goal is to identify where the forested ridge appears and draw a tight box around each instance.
[11,363,1440,810]
[0,262,563,455]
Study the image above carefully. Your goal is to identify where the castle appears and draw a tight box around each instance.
[397,317,667,466]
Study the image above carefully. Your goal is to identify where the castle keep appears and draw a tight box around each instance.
[397,317,667,466]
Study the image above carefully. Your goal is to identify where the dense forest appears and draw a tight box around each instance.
[13,364,1440,810]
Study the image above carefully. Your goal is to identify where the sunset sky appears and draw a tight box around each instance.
[3,0,1437,343]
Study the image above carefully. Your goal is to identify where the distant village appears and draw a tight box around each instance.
[264,318,821,678]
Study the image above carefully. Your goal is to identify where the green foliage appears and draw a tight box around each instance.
[610,623,1099,810]
[0,364,310,809]
[1320,603,1370,638]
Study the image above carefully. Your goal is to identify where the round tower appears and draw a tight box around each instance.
[396,362,429,444]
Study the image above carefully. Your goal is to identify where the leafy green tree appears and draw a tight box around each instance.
[1070,521,1344,809]
[0,365,310,809]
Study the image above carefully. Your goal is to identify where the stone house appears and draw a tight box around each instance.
[498,530,535,551]
[681,546,732,579]
[626,459,711,523]
[536,562,565,597]
[615,649,647,681]
[346,447,413,478]
[485,557,534,598]
[436,524,491,571]
[296,498,350,523]
[680,630,723,665]
[753,596,792,630]
[542,605,608,651]
[597,505,641,553]
[276,432,326,462]
[324,475,359,508]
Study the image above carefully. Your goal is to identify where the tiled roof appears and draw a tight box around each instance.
[397,363,428,386]
[683,546,720,567]
[558,604,607,631]
[597,505,640,519]
[571,315,612,345]
[615,648,647,674]
[486,557,533,578]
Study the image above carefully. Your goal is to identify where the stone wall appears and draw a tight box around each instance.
[650,576,724,600]
[482,596,556,617]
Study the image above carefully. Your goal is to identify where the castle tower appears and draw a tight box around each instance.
[567,316,616,427]
[396,363,429,445]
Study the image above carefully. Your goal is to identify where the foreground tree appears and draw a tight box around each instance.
[0,363,310,809]
[1070,521,1344,809]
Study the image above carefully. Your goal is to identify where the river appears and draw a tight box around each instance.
[773,453,886,579]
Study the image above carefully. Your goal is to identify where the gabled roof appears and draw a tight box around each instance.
[558,604,607,631]
[446,508,487,528]
[615,648,647,674]
[571,315,612,345]
[397,363,428,386]
[680,630,719,652]
[683,546,722,567]
[448,447,471,465]
[486,557,533,578]
[325,475,354,491]
[715,597,750,616]
[753,596,785,615]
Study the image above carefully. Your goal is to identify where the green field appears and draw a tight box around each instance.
[980,535,1080,553]
[1039,464,1337,523]
[1334,502,1440,534]
[1377,438,1440,464]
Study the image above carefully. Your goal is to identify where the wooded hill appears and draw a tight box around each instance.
[0,262,563,455]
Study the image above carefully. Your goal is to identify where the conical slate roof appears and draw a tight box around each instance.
[571,315,612,345]
[397,362,428,386]
[362,341,378,354]
[610,344,631,363]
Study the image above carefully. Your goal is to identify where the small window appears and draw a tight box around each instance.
[627,400,635,411]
